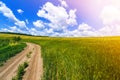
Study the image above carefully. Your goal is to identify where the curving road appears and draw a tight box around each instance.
[0,43,43,80]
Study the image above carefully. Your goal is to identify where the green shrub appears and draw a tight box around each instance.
[13,61,29,80]
[23,61,29,68]
[17,64,25,80]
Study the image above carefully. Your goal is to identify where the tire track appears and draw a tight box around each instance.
[23,44,43,80]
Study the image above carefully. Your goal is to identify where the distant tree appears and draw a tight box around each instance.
[13,36,21,42]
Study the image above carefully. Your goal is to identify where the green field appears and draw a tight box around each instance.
[30,38,120,80]
[1,33,120,80]
[0,37,26,66]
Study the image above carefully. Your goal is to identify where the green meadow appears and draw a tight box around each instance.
[1,33,120,80]
[0,36,26,66]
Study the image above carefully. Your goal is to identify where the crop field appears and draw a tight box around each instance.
[29,38,120,80]
[1,33,120,80]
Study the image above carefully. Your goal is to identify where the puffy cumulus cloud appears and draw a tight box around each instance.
[66,23,97,37]
[33,20,45,29]
[67,9,77,26]
[9,26,24,32]
[47,23,98,37]
[0,26,24,33]
[99,2,120,36]
[33,1,100,37]
[59,0,68,7]
[33,1,80,36]
[43,28,54,34]
[28,28,54,36]
[15,21,26,28]
[34,0,120,37]
[37,2,77,32]
[0,1,26,28]
[17,9,24,14]
[78,23,93,31]
[98,24,120,36]
[28,28,40,35]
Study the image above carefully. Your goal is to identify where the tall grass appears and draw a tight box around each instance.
[0,38,26,66]
[0,39,10,48]
[0,43,26,66]
[12,61,29,80]
[31,38,120,80]
[1,34,120,80]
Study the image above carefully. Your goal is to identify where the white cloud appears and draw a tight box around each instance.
[33,20,45,29]
[34,1,80,36]
[9,26,24,32]
[37,2,77,32]
[99,3,120,36]
[59,0,68,7]
[67,23,97,37]
[0,2,17,21]
[105,0,120,8]
[3,0,120,37]
[0,1,26,28]
[17,9,24,14]
[35,0,120,37]
[45,23,98,37]
[44,28,54,34]
[78,23,92,31]
[28,28,40,35]
[67,9,77,26]
[25,19,29,24]
[34,1,99,37]
[0,26,24,33]
[101,6,120,25]
[15,21,26,28]
[98,24,120,36]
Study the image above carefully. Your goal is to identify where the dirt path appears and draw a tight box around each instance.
[0,43,43,80]
[23,44,43,80]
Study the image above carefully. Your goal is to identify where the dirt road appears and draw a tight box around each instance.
[0,43,43,80]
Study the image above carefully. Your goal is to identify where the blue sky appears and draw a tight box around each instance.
[0,0,120,37]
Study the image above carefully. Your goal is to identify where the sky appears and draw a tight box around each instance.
[0,0,120,37]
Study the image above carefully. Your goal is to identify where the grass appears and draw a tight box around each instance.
[0,39,10,48]
[29,38,120,80]
[0,43,26,66]
[0,38,27,66]
[1,33,120,80]
[26,51,32,58]
[12,61,29,80]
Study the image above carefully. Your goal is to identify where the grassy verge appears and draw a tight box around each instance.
[0,39,10,48]
[26,51,32,58]
[0,43,26,66]
[12,61,29,80]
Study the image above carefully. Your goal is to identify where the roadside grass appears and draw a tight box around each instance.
[0,43,26,66]
[12,61,29,80]
[0,38,26,66]
[0,39,10,48]
[26,51,32,58]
